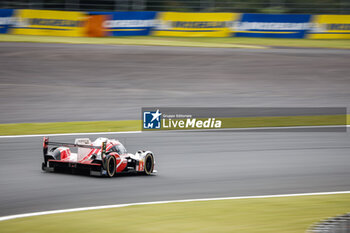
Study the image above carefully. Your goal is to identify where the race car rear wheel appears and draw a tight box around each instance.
[106,155,116,177]
[144,153,154,175]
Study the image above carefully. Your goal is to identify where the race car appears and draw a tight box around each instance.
[42,137,156,177]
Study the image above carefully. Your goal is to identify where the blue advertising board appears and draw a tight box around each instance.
[89,11,157,36]
[233,13,312,38]
[0,9,14,34]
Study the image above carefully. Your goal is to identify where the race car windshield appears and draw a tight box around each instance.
[112,144,127,154]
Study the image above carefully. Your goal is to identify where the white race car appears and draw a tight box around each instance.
[42,137,156,177]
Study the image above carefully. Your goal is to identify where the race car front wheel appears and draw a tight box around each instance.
[144,154,154,175]
[106,155,116,177]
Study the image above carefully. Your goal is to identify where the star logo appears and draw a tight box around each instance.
[151,109,162,122]
[143,109,162,129]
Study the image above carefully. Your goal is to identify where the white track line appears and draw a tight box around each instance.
[0,125,348,139]
[0,190,349,222]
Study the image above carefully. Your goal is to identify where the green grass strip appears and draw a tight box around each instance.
[1,193,350,233]
[222,114,346,128]
[1,34,350,49]
[0,120,141,136]
[0,34,265,49]
[0,115,347,135]
[180,36,350,49]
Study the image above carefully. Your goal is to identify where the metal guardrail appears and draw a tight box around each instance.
[1,0,350,14]
[308,213,350,233]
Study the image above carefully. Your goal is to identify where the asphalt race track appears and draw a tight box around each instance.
[1,43,350,123]
[0,131,350,216]
[0,43,350,217]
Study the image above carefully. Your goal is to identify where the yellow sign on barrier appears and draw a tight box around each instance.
[309,15,350,39]
[153,12,237,37]
[12,9,86,37]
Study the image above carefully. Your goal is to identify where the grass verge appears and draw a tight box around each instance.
[1,193,350,233]
[0,115,347,135]
[222,115,346,128]
[1,34,350,49]
[0,120,141,135]
[0,34,265,49]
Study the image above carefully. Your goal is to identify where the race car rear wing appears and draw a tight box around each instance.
[45,140,102,149]
[43,137,107,165]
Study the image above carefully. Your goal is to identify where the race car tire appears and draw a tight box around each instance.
[144,153,154,175]
[106,155,116,177]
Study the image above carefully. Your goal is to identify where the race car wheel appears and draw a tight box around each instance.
[106,155,116,177]
[144,153,154,175]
